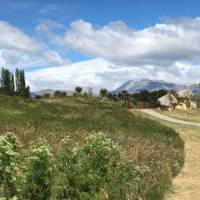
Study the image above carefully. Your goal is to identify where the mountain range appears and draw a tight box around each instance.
[31,79,200,97]
[113,79,200,94]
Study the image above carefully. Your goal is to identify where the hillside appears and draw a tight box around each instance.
[0,95,184,199]
[113,79,199,94]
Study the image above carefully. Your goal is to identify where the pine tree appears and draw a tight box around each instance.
[0,68,6,91]
[25,86,30,98]
[0,68,15,96]
[1,67,30,97]
[20,70,26,96]
[10,74,15,96]
[15,68,20,96]
[15,69,28,97]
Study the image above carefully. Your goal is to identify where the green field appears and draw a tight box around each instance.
[0,95,184,200]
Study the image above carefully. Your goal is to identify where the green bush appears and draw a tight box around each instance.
[0,129,183,200]
[0,132,22,199]
[22,141,53,200]
[55,133,138,200]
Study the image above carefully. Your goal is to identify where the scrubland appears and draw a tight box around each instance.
[0,95,184,199]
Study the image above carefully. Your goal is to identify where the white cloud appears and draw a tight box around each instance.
[56,18,200,67]
[44,50,70,65]
[39,4,61,14]
[0,20,68,68]
[27,58,112,91]
[27,58,200,92]
[27,17,200,91]
[0,21,42,53]
[2,18,200,92]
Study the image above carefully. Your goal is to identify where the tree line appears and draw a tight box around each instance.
[0,68,30,97]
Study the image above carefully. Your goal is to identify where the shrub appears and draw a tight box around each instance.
[0,132,22,199]
[35,95,42,100]
[55,133,137,199]
[22,141,53,200]
[43,93,50,98]
[99,88,108,98]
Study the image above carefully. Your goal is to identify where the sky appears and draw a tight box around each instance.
[1,0,200,91]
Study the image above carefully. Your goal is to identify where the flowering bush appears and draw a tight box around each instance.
[22,141,53,200]
[55,132,138,199]
[0,131,180,200]
[0,133,22,199]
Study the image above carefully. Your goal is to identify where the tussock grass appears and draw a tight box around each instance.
[0,95,184,199]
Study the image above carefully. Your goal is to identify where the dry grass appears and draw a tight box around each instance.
[136,110,200,200]
[0,95,185,199]
[155,108,200,123]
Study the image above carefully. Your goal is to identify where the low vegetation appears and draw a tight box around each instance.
[108,89,168,108]
[0,95,184,199]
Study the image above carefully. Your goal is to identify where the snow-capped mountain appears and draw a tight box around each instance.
[113,79,198,94]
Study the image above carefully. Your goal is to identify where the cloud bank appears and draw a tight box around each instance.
[58,18,200,67]
[0,20,68,69]
[1,18,200,91]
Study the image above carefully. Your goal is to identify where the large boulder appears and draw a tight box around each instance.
[177,89,192,99]
[158,93,178,107]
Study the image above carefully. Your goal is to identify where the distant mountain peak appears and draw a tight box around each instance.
[113,79,195,94]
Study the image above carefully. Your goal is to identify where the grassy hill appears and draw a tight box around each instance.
[0,95,184,199]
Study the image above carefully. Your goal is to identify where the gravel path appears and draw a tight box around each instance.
[139,109,200,127]
[137,109,200,200]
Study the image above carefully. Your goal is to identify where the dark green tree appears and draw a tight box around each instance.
[15,68,20,95]
[25,86,30,98]
[75,86,83,94]
[10,74,15,96]
[19,70,26,97]
[99,88,108,98]
[0,68,15,96]
[15,68,30,97]
[0,68,30,97]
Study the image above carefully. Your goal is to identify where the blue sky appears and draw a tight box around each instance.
[1,0,200,91]
[1,0,200,33]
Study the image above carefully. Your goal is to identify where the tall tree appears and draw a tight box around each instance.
[0,67,30,97]
[88,88,93,97]
[0,68,15,96]
[99,88,108,98]
[10,74,15,96]
[75,86,82,94]
[19,70,26,97]
[15,69,29,97]
[15,68,20,95]
[25,86,30,98]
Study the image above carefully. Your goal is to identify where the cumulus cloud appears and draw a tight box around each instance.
[0,21,42,53]
[55,18,200,67]
[0,20,68,68]
[2,18,200,91]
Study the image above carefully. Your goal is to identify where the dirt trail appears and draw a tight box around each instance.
[138,109,200,200]
[167,129,200,200]
[140,109,200,127]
